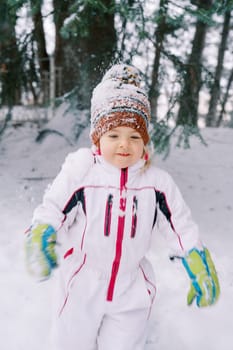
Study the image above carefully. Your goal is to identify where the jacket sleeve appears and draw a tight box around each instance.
[32,148,94,231]
[155,168,203,256]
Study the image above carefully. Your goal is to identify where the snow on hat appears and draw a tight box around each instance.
[90,64,151,145]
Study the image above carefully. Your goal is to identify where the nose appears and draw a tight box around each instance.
[119,137,129,148]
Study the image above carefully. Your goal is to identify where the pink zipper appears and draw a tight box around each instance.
[107,168,128,301]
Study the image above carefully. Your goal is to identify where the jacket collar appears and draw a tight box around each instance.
[95,155,146,175]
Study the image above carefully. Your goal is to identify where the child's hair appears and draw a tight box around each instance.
[90,64,151,146]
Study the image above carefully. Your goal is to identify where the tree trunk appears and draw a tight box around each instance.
[53,0,117,108]
[176,0,212,126]
[0,1,22,105]
[217,67,233,126]
[206,9,231,126]
[53,0,70,97]
[30,0,50,75]
[149,0,169,125]
[77,0,117,108]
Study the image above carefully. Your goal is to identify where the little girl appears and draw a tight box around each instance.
[25,64,220,350]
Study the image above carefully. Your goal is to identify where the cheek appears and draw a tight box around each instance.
[99,142,111,159]
[101,147,108,159]
[137,144,145,158]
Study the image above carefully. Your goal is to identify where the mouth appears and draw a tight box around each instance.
[116,153,130,157]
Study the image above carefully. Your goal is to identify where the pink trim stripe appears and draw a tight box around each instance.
[159,190,184,251]
[140,265,157,319]
[59,254,86,316]
[80,218,87,251]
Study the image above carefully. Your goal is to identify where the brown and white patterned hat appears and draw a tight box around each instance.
[90,64,151,145]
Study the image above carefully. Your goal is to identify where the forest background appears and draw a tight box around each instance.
[0,0,233,151]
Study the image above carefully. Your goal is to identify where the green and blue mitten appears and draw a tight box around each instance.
[25,223,58,279]
[182,247,220,307]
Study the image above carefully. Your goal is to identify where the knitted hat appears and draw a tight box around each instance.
[90,64,151,145]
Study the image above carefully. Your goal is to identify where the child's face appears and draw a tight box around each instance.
[99,126,144,169]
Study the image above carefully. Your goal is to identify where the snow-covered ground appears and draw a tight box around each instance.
[0,111,233,350]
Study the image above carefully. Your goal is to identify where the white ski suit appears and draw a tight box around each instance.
[32,148,202,350]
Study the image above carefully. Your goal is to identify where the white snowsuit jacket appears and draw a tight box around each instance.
[32,147,201,315]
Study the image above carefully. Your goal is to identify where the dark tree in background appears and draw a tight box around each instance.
[30,0,50,76]
[206,6,232,126]
[176,0,213,127]
[0,1,22,106]
[148,0,169,124]
[54,0,117,108]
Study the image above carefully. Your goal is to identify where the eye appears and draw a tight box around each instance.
[131,135,141,140]
[108,133,118,139]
